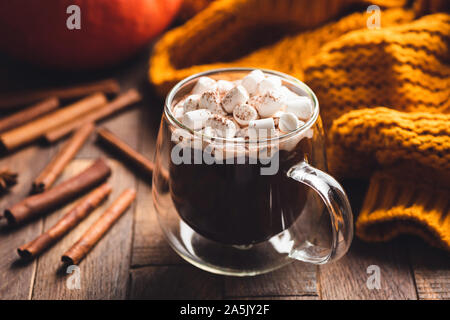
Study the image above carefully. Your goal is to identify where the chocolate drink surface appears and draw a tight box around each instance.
[169,139,311,245]
[168,70,315,245]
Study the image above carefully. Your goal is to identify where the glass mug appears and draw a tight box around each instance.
[153,68,353,276]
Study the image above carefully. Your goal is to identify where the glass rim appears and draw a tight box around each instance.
[164,67,320,144]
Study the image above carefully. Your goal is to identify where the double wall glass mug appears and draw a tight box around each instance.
[153,68,353,276]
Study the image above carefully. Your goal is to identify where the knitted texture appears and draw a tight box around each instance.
[150,0,411,94]
[328,108,450,178]
[357,166,450,250]
[148,0,450,249]
[304,13,450,131]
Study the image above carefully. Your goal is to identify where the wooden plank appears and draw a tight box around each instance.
[318,239,417,300]
[0,144,56,299]
[224,262,318,299]
[317,179,416,300]
[76,107,141,159]
[133,78,164,166]
[129,265,222,299]
[409,239,450,300]
[131,179,184,266]
[130,93,183,266]
[76,48,158,159]
[31,159,136,299]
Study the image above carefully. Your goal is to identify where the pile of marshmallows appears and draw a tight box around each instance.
[172,70,313,141]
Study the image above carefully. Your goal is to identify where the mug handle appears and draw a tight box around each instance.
[287,161,353,264]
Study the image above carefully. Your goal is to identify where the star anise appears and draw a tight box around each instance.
[0,168,18,192]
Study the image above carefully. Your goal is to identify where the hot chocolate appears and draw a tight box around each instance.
[168,70,315,245]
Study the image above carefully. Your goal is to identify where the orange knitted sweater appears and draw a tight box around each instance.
[149,0,450,250]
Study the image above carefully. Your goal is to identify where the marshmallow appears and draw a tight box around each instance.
[233,103,258,126]
[249,143,279,161]
[256,91,285,118]
[285,96,313,120]
[182,109,211,130]
[272,112,282,128]
[205,114,237,138]
[242,70,265,95]
[272,110,285,118]
[221,85,249,113]
[249,118,275,130]
[281,86,300,101]
[248,94,263,109]
[172,105,185,121]
[279,126,312,151]
[199,90,223,114]
[279,133,302,151]
[211,142,247,162]
[183,94,201,112]
[200,126,217,139]
[192,76,217,95]
[258,76,282,95]
[279,112,302,133]
[171,128,192,147]
[217,80,234,95]
[235,127,249,138]
[248,118,276,139]
[173,98,184,109]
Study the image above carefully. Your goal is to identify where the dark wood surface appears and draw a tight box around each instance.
[0,49,448,300]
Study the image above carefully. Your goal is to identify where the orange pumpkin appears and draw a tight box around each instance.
[0,0,182,70]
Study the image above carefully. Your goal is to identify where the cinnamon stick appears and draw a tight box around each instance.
[0,79,119,110]
[44,89,142,143]
[17,183,112,260]
[96,127,154,176]
[0,97,59,133]
[4,158,111,225]
[0,93,107,151]
[62,188,136,265]
[0,167,18,193]
[32,123,95,193]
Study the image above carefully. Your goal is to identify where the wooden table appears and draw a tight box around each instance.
[0,49,448,300]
